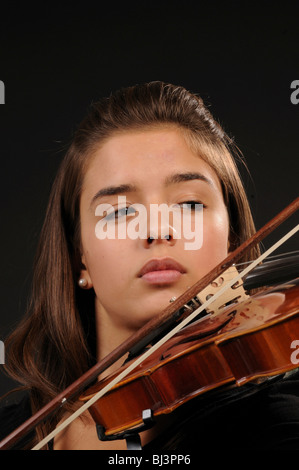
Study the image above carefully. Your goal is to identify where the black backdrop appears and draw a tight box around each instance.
[0,1,298,396]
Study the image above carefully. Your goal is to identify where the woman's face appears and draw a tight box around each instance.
[79,127,230,343]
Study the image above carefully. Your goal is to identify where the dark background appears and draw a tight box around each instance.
[0,1,298,396]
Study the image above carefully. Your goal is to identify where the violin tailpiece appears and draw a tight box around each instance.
[195,266,249,315]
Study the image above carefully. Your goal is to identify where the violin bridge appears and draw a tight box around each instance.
[195,266,249,315]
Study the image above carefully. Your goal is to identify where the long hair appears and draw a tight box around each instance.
[3,81,259,447]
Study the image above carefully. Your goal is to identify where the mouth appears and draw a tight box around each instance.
[138,257,186,284]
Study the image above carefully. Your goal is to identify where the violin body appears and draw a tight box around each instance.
[80,278,299,437]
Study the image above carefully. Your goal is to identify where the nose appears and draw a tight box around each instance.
[143,223,177,248]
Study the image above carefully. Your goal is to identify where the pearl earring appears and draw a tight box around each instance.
[78,278,87,288]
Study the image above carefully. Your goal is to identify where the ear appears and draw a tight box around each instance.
[78,254,93,289]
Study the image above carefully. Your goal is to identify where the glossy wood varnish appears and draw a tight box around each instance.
[80,279,299,436]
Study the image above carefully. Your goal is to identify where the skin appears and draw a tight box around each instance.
[55,126,230,450]
[79,126,230,365]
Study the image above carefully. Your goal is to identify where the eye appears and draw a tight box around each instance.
[105,205,137,221]
[178,201,204,211]
[116,206,137,218]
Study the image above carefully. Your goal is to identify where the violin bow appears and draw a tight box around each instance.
[0,197,298,450]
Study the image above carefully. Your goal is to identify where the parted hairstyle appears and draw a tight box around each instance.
[3,81,259,447]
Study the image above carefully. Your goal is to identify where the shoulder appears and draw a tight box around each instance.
[146,369,299,451]
[256,369,299,449]
[0,392,33,449]
[212,370,299,450]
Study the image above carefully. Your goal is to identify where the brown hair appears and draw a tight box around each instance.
[3,81,258,447]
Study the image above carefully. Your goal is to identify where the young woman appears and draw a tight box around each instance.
[1,81,299,451]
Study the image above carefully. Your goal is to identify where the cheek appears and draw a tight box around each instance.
[175,209,229,283]
[200,211,230,262]
[83,235,131,290]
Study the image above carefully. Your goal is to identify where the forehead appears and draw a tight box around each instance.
[82,127,222,192]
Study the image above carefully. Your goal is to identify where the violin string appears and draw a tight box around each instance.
[234,249,299,268]
[264,249,299,258]
[32,223,299,450]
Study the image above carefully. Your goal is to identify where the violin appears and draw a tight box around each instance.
[80,276,299,442]
[0,198,298,450]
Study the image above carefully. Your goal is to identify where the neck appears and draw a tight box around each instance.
[95,302,138,379]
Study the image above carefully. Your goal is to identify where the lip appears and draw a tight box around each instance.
[138,257,186,284]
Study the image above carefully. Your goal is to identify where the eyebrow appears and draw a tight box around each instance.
[90,184,138,207]
[164,172,213,187]
[90,172,213,208]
